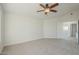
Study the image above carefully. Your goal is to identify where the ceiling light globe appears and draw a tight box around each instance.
[44,8,50,13]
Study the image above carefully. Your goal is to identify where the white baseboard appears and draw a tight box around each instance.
[4,38,43,47]
[4,37,62,47]
[0,45,3,54]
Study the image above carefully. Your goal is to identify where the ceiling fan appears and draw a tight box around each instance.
[37,3,59,15]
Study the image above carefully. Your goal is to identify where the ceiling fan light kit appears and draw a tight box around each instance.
[37,3,59,15]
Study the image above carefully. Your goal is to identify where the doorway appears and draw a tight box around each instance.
[70,24,77,38]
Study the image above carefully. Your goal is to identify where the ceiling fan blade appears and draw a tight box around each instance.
[46,4,49,8]
[40,4,45,8]
[50,3,59,9]
[50,10,57,12]
[37,10,44,12]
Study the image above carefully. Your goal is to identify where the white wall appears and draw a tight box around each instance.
[4,12,58,46]
[0,5,2,53]
[57,9,79,40]
[43,9,79,40]
[0,5,4,53]
[4,8,79,46]
[4,13,43,46]
[43,18,57,38]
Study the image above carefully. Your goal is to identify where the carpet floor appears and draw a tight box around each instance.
[1,38,79,55]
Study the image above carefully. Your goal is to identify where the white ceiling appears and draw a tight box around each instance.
[2,3,79,19]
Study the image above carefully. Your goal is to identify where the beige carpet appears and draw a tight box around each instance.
[1,38,79,55]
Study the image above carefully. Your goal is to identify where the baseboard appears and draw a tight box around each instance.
[4,38,43,47]
[43,37,59,39]
[0,46,3,54]
[4,37,64,47]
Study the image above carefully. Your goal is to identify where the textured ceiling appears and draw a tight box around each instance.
[2,3,79,19]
